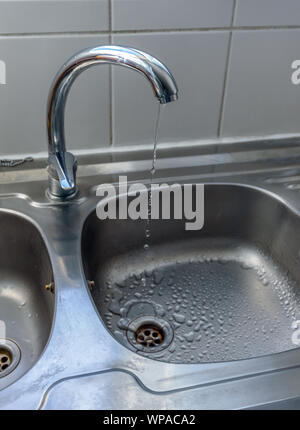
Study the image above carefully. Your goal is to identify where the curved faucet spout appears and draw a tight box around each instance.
[47,45,178,199]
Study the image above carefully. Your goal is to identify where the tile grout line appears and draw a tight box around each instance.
[109,24,300,33]
[217,0,237,138]
[111,24,300,33]
[2,25,300,38]
[108,0,113,148]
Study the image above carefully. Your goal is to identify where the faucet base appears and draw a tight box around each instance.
[47,162,78,201]
[46,187,78,202]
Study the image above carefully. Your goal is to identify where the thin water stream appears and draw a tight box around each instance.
[144,104,164,251]
[151,104,163,177]
[142,104,164,289]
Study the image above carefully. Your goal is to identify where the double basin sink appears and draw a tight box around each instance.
[0,141,300,408]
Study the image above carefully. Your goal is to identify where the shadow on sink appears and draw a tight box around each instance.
[0,212,54,389]
[82,184,300,363]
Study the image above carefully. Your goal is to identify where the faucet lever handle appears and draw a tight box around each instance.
[48,152,77,192]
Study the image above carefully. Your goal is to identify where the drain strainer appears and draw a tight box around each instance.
[126,316,173,353]
[0,348,12,372]
[0,339,21,378]
[136,324,164,348]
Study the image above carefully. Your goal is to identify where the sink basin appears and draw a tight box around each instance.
[82,184,300,363]
[0,212,54,388]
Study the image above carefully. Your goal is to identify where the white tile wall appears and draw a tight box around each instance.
[0,35,110,156]
[0,1,109,33]
[235,0,300,27]
[112,0,234,31]
[0,1,300,157]
[221,30,300,138]
[112,32,229,146]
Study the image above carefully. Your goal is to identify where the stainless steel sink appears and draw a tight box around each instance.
[0,139,300,409]
[82,184,300,363]
[0,212,54,389]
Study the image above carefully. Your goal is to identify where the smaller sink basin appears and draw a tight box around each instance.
[82,184,300,364]
[0,212,54,389]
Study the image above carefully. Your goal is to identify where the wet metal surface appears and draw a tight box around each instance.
[0,139,299,408]
[0,213,54,387]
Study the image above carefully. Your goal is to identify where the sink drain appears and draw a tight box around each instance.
[136,324,164,348]
[0,340,21,378]
[127,316,173,353]
[0,348,12,372]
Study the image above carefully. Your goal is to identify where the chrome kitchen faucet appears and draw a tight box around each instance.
[46,45,178,199]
